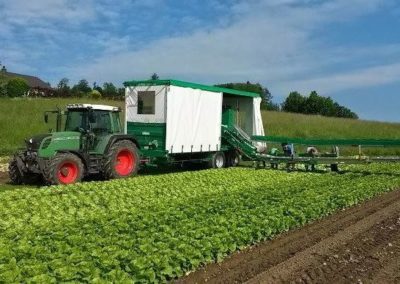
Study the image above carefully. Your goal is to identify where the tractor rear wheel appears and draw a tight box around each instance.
[44,153,84,185]
[9,157,23,185]
[103,140,139,180]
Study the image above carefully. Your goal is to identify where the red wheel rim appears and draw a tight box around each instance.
[115,149,135,176]
[57,162,79,184]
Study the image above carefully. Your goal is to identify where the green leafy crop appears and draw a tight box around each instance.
[1,164,400,283]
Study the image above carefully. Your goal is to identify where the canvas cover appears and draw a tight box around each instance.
[252,97,266,147]
[125,85,167,124]
[166,85,222,153]
[252,97,265,136]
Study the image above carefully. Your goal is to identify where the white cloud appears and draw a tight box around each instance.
[287,62,400,94]
[0,0,95,25]
[1,0,399,100]
[70,0,398,97]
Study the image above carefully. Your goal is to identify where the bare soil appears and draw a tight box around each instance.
[177,189,400,284]
[0,171,9,184]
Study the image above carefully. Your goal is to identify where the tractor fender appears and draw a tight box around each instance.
[104,135,140,153]
[55,150,89,172]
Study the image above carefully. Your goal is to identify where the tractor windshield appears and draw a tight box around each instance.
[65,110,89,132]
[65,110,119,134]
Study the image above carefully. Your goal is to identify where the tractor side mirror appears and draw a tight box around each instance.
[44,113,49,123]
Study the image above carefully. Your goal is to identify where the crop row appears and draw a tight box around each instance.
[1,164,400,282]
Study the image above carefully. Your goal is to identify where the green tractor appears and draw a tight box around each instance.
[9,104,140,185]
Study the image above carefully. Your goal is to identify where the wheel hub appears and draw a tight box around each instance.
[60,167,69,176]
[115,149,135,176]
[216,155,224,168]
[57,162,79,184]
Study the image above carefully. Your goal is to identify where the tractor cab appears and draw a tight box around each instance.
[64,104,122,135]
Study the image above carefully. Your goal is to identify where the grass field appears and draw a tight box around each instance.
[1,98,400,155]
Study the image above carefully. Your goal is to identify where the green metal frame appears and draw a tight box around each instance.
[126,122,167,159]
[252,135,400,147]
[123,79,260,98]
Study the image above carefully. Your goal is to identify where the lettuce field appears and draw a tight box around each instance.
[1,164,400,283]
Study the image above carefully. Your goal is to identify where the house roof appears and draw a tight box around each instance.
[2,71,52,89]
[123,79,260,98]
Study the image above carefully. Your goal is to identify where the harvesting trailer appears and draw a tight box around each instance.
[123,79,400,171]
[10,79,400,185]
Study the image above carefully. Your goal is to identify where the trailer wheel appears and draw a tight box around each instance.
[226,151,241,167]
[103,140,139,180]
[44,153,84,185]
[9,157,23,185]
[209,152,226,169]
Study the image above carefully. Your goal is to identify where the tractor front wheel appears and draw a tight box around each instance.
[9,157,23,185]
[44,153,84,185]
[103,140,139,180]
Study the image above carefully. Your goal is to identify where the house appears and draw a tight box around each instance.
[1,65,53,96]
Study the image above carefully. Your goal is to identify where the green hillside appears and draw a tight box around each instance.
[0,98,124,155]
[262,110,400,139]
[1,98,400,155]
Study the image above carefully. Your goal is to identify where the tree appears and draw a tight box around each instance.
[151,73,159,80]
[0,73,8,97]
[215,82,278,110]
[56,78,71,97]
[6,78,29,97]
[118,88,125,99]
[93,82,103,94]
[281,91,306,113]
[0,84,6,97]
[71,79,91,96]
[304,91,326,115]
[102,82,118,98]
[282,90,358,119]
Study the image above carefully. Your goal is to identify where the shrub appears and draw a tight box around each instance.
[6,78,29,97]
[89,90,102,100]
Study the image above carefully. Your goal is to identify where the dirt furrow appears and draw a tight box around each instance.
[178,189,400,284]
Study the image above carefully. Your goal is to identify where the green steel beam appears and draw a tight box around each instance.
[123,79,260,98]
[252,135,400,147]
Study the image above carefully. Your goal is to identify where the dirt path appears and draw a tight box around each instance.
[0,171,9,184]
[177,189,400,284]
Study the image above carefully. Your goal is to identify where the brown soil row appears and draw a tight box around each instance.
[0,171,9,184]
[178,189,400,284]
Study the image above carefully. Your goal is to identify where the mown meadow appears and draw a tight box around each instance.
[1,98,400,155]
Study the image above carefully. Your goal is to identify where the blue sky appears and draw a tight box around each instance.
[1,0,400,122]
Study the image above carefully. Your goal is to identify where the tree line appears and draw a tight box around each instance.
[281,91,358,119]
[56,78,124,99]
[215,82,280,111]
[0,75,124,99]
[1,71,358,119]
[215,82,358,119]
